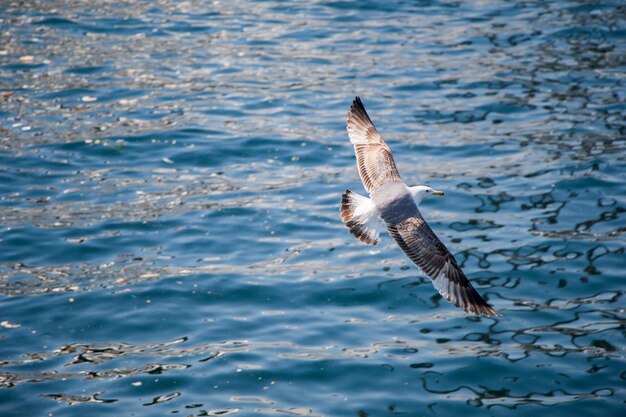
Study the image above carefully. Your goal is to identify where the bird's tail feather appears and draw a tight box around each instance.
[340,190,382,245]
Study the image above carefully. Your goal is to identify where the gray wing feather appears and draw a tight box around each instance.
[387,214,497,317]
[347,97,402,192]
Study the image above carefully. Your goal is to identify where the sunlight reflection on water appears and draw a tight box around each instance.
[1,1,625,416]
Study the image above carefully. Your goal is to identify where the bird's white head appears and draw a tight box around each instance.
[409,185,445,206]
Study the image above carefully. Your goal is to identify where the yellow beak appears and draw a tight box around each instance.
[433,190,445,196]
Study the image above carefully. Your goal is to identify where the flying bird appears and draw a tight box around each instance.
[340,96,497,316]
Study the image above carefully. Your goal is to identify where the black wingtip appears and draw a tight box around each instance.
[481,304,500,317]
[349,96,373,126]
[465,286,499,317]
[472,295,499,317]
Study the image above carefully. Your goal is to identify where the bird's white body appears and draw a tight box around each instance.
[341,184,442,246]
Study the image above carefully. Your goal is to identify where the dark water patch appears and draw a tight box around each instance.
[143,391,181,406]
[41,391,118,405]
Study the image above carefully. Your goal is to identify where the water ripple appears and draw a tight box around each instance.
[1,1,625,416]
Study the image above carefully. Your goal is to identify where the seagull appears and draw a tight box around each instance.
[340,96,497,316]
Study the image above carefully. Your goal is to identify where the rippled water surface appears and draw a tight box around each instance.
[1,1,625,416]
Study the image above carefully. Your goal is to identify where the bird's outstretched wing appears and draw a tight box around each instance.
[387,214,498,316]
[347,97,402,193]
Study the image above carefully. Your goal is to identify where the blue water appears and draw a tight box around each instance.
[1,1,625,416]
